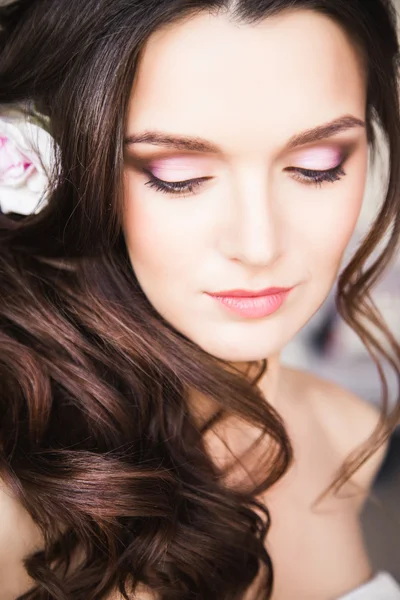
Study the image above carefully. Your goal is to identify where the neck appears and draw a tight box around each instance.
[189,353,283,430]
[238,353,282,409]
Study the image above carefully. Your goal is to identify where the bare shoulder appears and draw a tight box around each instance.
[283,366,389,495]
[0,478,44,598]
[0,479,157,600]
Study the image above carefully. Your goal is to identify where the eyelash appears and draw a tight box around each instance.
[143,164,346,196]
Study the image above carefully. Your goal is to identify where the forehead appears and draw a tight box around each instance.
[128,9,366,157]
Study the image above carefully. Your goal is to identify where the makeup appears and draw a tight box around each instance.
[207,287,292,318]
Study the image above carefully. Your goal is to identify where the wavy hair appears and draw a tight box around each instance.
[0,0,399,598]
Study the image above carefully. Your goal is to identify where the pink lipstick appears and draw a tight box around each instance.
[207,287,292,318]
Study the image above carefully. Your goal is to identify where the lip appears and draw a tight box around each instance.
[206,287,293,319]
[208,286,291,298]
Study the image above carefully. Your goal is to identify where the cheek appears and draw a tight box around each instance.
[312,195,362,257]
[123,177,197,277]
[291,161,367,269]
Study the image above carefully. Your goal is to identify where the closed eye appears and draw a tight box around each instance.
[286,163,346,188]
[143,171,210,196]
[143,163,346,196]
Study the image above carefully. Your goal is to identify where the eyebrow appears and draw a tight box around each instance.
[124,115,365,155]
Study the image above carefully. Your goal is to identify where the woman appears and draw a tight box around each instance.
[0,0,399,598]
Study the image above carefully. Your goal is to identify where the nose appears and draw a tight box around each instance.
[218,168,283,268]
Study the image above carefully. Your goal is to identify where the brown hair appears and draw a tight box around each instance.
[0,0,399,598]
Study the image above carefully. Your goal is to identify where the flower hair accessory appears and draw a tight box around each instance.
[0,103,55,216]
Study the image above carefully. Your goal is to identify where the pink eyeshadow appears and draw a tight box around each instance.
[295,147,342,170]
[150,157,206,180]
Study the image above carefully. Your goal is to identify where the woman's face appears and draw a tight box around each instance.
[123,9,368,362]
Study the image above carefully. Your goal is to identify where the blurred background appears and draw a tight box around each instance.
[282,1,400,578]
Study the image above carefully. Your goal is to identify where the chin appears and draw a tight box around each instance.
[175,313,300,363]
[194,337,281,364]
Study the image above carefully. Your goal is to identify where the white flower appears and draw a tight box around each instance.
[0,106,54,215]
